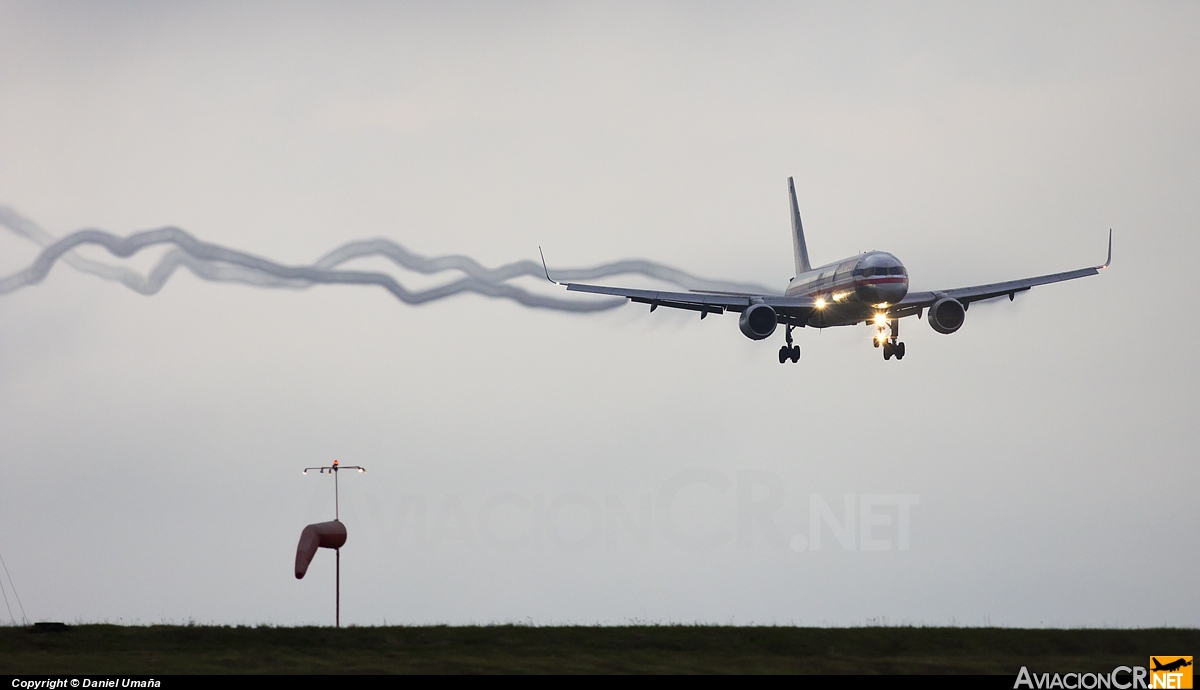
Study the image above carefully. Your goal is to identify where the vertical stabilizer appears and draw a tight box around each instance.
[788,177,812,275]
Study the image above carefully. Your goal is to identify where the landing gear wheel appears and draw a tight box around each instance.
[874,339,880,348]
[883,342,894,360]
[896,342,906,360]
[779,324,800,364]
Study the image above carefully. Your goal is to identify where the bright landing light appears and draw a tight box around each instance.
[873,312,889,342]
[814,298,827,309]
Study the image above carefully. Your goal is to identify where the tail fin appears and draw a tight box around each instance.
[788,177,812,275]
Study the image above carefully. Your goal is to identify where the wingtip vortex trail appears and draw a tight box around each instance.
[0,207,771,312]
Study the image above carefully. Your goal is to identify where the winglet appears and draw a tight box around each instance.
[1099,229,1112,269]
[539,247,564,285]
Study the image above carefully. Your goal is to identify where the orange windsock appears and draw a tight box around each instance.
[295,520,348,579]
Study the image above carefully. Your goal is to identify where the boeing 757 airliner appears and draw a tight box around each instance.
[543,177,1110,362]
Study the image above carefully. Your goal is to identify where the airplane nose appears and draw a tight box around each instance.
[857,279,908,305]
[877,280,908,304]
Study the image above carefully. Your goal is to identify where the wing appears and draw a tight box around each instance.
[536,246,813,319]
[889,231,1112,318]
[563,282,816,319]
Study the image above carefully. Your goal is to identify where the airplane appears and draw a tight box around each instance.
[1151,658,1192,673]
[542,177,1111,362]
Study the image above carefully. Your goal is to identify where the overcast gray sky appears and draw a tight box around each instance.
[0,1,1196,627]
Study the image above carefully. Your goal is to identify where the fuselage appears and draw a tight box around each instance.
[784,251,909,326]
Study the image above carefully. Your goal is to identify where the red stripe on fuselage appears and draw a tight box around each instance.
[797,277,907,292]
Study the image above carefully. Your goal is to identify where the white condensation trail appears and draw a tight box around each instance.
[0,207,308,293]
[313,240,773,294]
[0,227,626,311]
[0,207,774,308]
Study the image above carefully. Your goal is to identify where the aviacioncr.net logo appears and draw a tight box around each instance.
[1014,661,1191,690]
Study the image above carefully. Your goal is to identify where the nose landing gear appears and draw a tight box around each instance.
[875,318,905,361]
[778,324,801,364]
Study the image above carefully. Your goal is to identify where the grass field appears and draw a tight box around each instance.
[1,625,1195,674]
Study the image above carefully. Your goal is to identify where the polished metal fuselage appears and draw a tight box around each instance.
[784,251,909,327]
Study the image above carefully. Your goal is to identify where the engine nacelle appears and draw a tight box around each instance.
[928,297,966,334]
[739,304,778,340]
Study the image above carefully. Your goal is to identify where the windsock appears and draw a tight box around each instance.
[295,520,348,579]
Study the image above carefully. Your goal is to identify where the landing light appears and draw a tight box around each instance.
[814,298,827,309]
[873,313,887,325]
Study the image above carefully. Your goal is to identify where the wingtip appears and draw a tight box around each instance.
[1101,229,1112,269]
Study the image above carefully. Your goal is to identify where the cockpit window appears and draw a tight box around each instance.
[863,266,898,277]
[857,257,907,278]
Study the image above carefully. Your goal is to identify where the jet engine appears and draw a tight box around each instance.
[928,297,966,334]
[739,303,778,340]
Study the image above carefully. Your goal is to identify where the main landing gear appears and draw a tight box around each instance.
[778,324,801,364]
[873,318,906,361]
